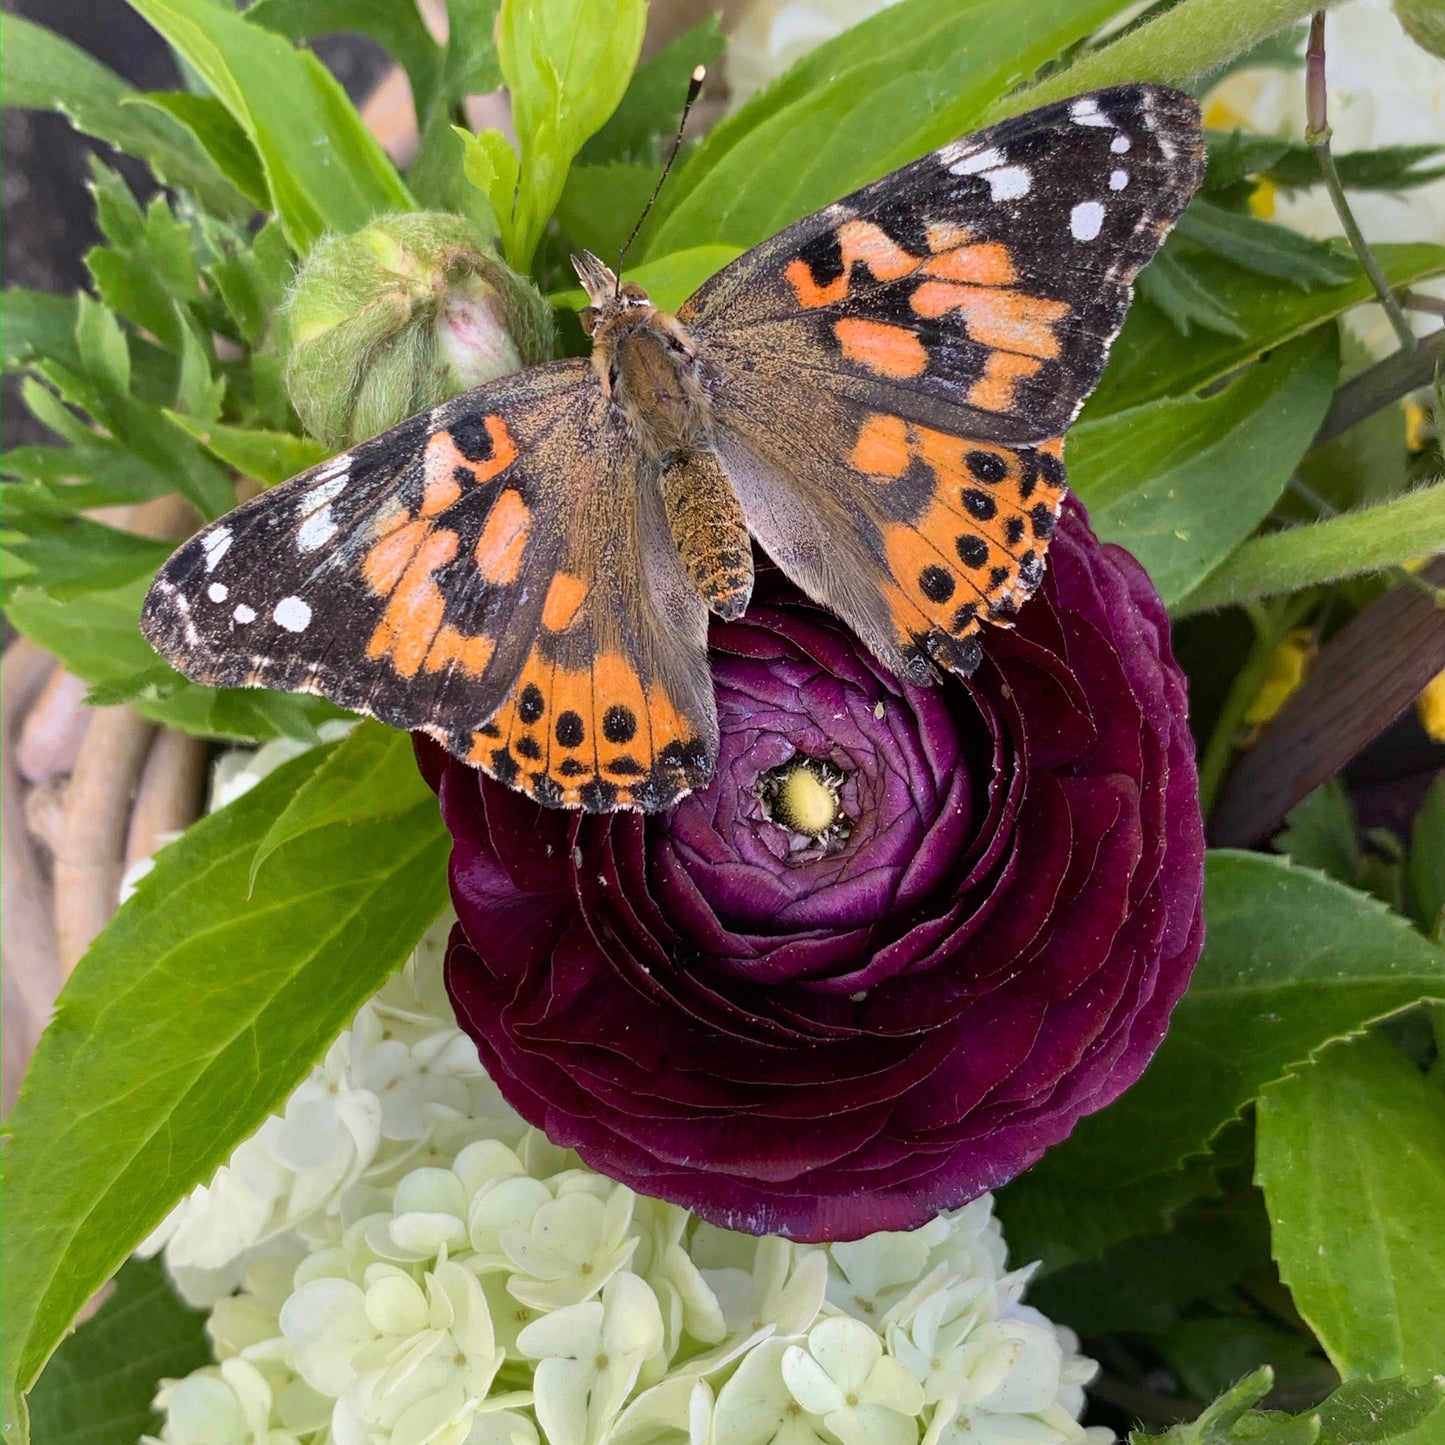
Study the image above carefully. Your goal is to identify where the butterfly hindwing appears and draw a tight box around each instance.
[685,85,1204,447]
[141,363,716,811]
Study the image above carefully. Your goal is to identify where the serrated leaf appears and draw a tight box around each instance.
[1175,200,1355,288]
[25,1256,208,1445]
[1264,141,1445,194]
[126,0,414,254]
[73,295,131,400]
[997,853,1445,1273]
[2,290,81,375]
[163,411,328,489]
[1257,1033,1445,1381]
[130,91,269,209]
[1138,246,1248,338]
[1089,243,1445,416]
[0,744,449,1423]
[454,125,518,250]
[0,14,251,218]
[1273,781,1362,889]
[646,0,1129,257]
[497,0,648,270]
[172,305,226,427]
[1069,328,1338,606]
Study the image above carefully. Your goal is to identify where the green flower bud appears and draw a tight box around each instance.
[282,212,554,447]
[1393,0,1445,57]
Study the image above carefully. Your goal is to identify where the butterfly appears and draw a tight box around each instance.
[142,85,1203,813]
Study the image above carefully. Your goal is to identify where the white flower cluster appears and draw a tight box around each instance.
[141,929,1109,1445]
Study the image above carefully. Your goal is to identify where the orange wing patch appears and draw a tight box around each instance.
[785,219,922,309]
[848,412,1068,671]
[834,318,928,379]
[467,647,709,811]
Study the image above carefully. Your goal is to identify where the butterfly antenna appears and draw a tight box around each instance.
[614,64,706,294]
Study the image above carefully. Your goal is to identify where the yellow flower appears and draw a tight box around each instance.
[1418,668,1445,742]
[1242,629,1316,741]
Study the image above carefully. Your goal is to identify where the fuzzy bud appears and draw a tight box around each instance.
[281,212,553,447]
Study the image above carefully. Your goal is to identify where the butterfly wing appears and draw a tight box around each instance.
[141,362,716,811]
[682,86,1202,679]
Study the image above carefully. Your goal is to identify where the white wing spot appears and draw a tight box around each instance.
[233,604,257,624]
[948,146,1005,177]
[273,596,312,632]
[1070,201,1106,241]
[207,582,229,603]
[986,166,1031,201]
[297,511,339,553]
[1111,134,1132,154]
[200,527,232,573]
[1070,97,1112,128]
[1110,169,1130,190]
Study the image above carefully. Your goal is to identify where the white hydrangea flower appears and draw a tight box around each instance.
[518,1271,665,1445]
[144,898,1109,1445]
[781,1315,925,1445]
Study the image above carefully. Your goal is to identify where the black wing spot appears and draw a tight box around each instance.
[956,535,989,569]
[919,565,956,603]
[1030,503,1057,539]
[518,684,545,725]
[965,450,1008,484]
[490,748,520,785]
[605,754,647,776]
[1005,517,1026,546]
[988,564,1011,589]
[448,415,497,463]
[515,735,542,760]
[962,489,997,521]
[950,602,978,633]
[602,704,637,743]
[555,710,585,748]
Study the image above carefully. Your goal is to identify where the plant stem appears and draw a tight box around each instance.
[1401,290,1445,319]
[982,0,1327,121]
[1305,12,1419,351]
[1197,600,1307,816]
[1308,326,1445,451]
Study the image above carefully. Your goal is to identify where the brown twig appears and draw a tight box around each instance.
[1209,557,1445,846]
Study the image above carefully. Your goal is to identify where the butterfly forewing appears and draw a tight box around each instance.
[142,363,716,811]
[688,84,1201,679]
[685,85,1204,447]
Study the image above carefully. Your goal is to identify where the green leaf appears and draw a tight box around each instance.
[172,306,226,427]
[1,487,173,602]
[554,160,659,265]
[647,0,1129,257]
[1130,1372,1445,1445]
[551,245,744,316]
[1265,141,1445,194]
[163,411,329,488]
[1257,1033,1445,1381]
[1089,243,1445,416]
[440,0,505,99]
[0,14,251,218]
[73,294,131,401]
[0,740,449,1423]
[25,1256,208,1445]
[1069,328,1339,607]
[1408,777,1445,943]
[2,291,81,375]
[251,721,414,885]
[578,15,725,165]
[246,0,445,121]
[2,580,343,743]
[126,0,414,254]
[130,91,269,208]
[997,852,1445,1272]
[1174,201,1356,288]
[1173,482,1445,616]
[1273,781,1363,890]
[1137,245,1249,338]
[497,0,648,270]
[454,126,518,251]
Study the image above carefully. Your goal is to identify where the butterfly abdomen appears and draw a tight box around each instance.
[661,451,755,621]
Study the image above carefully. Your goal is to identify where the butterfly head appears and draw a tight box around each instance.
[573,251,654,336]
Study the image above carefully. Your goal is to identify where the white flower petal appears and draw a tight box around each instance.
[781,1344,847,1417]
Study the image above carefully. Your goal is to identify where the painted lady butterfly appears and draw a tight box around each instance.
[142,85,1204,812]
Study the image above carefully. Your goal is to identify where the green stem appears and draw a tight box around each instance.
[1197,600,1306,815]
[983,0,1331,120]
[1309,327,1445,452]
[1175,481,1445,616]
[1305,11,1419,351]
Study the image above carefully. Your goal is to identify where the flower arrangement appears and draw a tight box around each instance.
[3,2,1444,1445]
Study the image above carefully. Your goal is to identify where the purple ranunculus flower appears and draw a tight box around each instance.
[418,500,1205,1241]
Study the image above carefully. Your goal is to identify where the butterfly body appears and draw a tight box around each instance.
[142,85,1205,813]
